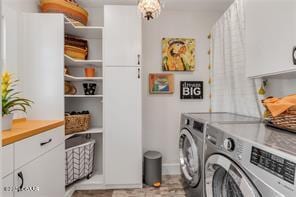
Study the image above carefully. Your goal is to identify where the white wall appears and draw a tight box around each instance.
[0,0,3,191]
[142,10,223,174]
[265,73,296,97]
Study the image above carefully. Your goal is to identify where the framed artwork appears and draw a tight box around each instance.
[162,38,196,71]
[180,81,203,99]
[149,73,174,94]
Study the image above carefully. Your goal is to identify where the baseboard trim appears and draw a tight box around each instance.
[162,163,181,175]
[104,184,143,190]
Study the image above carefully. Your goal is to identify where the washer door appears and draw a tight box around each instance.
[179,129,200,187]
[205,154,261,197]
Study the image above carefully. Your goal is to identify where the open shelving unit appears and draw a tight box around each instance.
[65,55,103,67]
[64,16,103,39]
[64,4,105,195]
[64,94,103,98]
[65,127,103,140]
[65,74,103,81]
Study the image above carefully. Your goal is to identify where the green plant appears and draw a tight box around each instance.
[2,72,33,116]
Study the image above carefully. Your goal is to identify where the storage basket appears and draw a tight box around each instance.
[65,114,90,135]
[65,35,88,49]
[65,136,95,186]
[265,110,296,132]
[65,35,88,60]
[65,45,88,60]
[64,81,77,95]
[263,96,296,132]
[40,0,88,26]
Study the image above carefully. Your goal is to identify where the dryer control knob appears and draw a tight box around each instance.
[238,155,242,160]
[184,119,190,125]
[224,138,235,152]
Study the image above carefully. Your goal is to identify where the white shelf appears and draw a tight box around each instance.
[65,95,103,98]
[65,55,103,67]
[65,173,105,193]
[65,74,103,81]
[76,173,104,190]
[64,16,103,39]
[65,127,103,139]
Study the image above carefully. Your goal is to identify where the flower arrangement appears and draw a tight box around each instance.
[2,72,33,130]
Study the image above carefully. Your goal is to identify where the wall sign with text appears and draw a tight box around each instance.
[180,81,203,99]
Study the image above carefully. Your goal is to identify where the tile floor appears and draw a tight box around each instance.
[72,175,185,197]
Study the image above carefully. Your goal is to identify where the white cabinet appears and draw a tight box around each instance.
[104,5,142,66]
[246,0,296,78]
[104,5,142,187]
[2,145,14,197]
[14,144,65,197]
[19,13,64,120]
[2,144,14,178]
[105,66,142,186]
[3,174,14,197]
[1,127,65,197]
[14,127,64,169]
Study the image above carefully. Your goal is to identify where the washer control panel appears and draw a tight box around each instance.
[250,146,296,184]
[193,121,204,133]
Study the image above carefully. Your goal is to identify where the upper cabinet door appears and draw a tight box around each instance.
[246,0,296,78]
[104,5,142,66]
[19,13,64,120]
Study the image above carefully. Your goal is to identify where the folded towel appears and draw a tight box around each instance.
[263,94,296,117]
[65,45,88,60]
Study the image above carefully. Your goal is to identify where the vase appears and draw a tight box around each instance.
[2,114,13,131]
[84,67,95,77]
[83,83,97,95]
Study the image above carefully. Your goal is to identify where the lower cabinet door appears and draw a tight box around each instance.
[14,144,65,197]
[3,174,14,197]
[105,66,142,186]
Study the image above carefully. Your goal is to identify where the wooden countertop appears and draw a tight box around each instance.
[2,119,64,146]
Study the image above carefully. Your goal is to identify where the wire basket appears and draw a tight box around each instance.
[65,136,96,186]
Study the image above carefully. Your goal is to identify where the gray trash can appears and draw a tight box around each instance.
[143,151,162,187]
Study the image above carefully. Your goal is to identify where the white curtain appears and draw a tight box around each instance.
[210,0,260,117]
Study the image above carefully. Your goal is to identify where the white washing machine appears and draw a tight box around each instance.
[179,113,261,197]
[204,123,296,197]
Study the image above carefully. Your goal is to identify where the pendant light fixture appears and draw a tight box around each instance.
[138,0,162,21]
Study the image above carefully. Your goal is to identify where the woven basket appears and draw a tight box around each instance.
[40,0,88,26]
[65,35,88,49]
[65,114,90,135]
[263,97,296,131]
[65,45,88,60]
[65,35,88,60]
[265,109,296,131]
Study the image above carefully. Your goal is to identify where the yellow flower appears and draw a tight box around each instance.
[2,71,11,84]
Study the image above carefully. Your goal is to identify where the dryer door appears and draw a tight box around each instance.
[205,154,261,197]
[179,129,200,187]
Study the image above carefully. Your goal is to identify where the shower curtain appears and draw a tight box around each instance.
[210,0,260,117]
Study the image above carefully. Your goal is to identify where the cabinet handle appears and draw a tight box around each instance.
[206,134,217,145]
[293,47,296,65]
[40,138,52,146]
[137,68,140,79]
[137,54,140,65]
[17,172,24,191]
